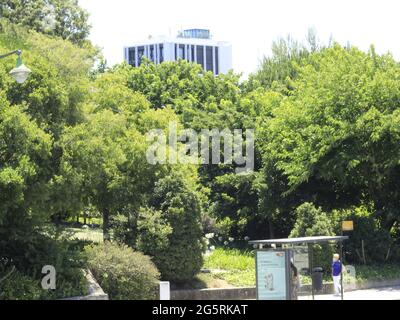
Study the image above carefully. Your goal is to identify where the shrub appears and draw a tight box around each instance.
[0,229,88,300]
[290,202,336,272]
[149,174,205,283]
[85,242,160,300]
[135,207,172,254]
[0,270,42,300]
[110,213,136,247]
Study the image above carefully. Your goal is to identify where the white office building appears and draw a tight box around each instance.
[123,29,232,75]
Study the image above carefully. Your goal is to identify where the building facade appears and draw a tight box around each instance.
[123,29,232,75]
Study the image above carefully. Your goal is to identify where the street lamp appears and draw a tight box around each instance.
[0,49,31,84]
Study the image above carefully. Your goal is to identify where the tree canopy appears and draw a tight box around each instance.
[0,0,90,44]
[2,4,400,289]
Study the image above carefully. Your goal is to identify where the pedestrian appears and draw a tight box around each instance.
[332,253,342,296]
[290,260,299,300]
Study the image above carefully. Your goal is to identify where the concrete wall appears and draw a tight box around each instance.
[171,287,256,300]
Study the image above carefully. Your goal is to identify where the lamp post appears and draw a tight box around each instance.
[0,49,31,83]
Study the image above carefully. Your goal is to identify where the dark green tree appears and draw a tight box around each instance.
[149,172,205,282]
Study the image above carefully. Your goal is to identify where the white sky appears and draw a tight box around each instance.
[79,0,400,77]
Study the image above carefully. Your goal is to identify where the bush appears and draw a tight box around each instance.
[149,174,205,283]
[0,228,88,300]
[110,213,136,247]
[85,242,160,300]
[135,207,172,254]
[290,202,336,272]
[0,270,42,300]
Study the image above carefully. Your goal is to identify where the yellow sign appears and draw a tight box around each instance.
[342,221,354,231]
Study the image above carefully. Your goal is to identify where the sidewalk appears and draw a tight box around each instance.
[299,286,400,300]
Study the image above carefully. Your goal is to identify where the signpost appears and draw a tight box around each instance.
[341,220,353,300]
[255,250,291,300]
[342,221,354,232]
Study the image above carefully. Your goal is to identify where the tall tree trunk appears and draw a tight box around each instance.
[103,208,110,241]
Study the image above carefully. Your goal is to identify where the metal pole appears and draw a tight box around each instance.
[340,240,344,300]
[0,50,21,60]
[308,243,314,300]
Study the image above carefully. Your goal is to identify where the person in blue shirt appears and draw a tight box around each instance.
[332,253,342,296]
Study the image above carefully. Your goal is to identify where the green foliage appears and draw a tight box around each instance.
[354,264,400,282]
[203,248,255,288]
[2,16,400,298]
[0,103,52,222]
[0,21,94,299]
[258,43,400,240]
[246,35,311,92]
[0,0,91,44]
[290,202,335,238]
[204,248,254,271]
[85,242,160,300]
[290,202,335,271]
[136,207,173,254]
[333,206,395,264]
[0,233,88,300]
[211,172,258,239]
[0,270,42,300]
[127,59,241,114]
[0,21,96,136]
[148,172,205,282]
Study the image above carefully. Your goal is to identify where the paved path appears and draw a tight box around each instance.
[299,286,400,300]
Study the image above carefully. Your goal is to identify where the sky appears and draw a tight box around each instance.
[78,0,400,77]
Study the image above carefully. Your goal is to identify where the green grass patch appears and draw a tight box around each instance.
[62,227,103,243]
[355,264,400,282]
[212,269,255,287]
[204,248,254,271]
[202,248,255,287]
[65,217,103,225]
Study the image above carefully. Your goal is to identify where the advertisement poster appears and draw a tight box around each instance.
[256,251,289,300]
[293,246,309,274]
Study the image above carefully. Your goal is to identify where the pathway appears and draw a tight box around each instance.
[299,286,400,300]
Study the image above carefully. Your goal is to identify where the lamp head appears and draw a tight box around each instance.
[9,53,31,84]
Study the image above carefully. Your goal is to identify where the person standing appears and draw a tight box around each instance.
[290,260,299,300]
[332,253,342,296]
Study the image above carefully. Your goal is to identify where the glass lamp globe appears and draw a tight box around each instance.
[9,63,32,84]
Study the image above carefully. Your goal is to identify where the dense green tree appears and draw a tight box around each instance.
[0,100,52,230]
[0,0,90,44]
[246,36,309,92]
[149,171,205,282]
[259,44,400,237]
[125,59,264,239]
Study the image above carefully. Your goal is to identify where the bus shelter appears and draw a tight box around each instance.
[249,236,349,300]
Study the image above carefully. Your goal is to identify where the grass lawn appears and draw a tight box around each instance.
[186,247,400,290]
[66,217,103,225]
[62,226,103,243]
[203,248,255,287]
[66,228,103,243]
